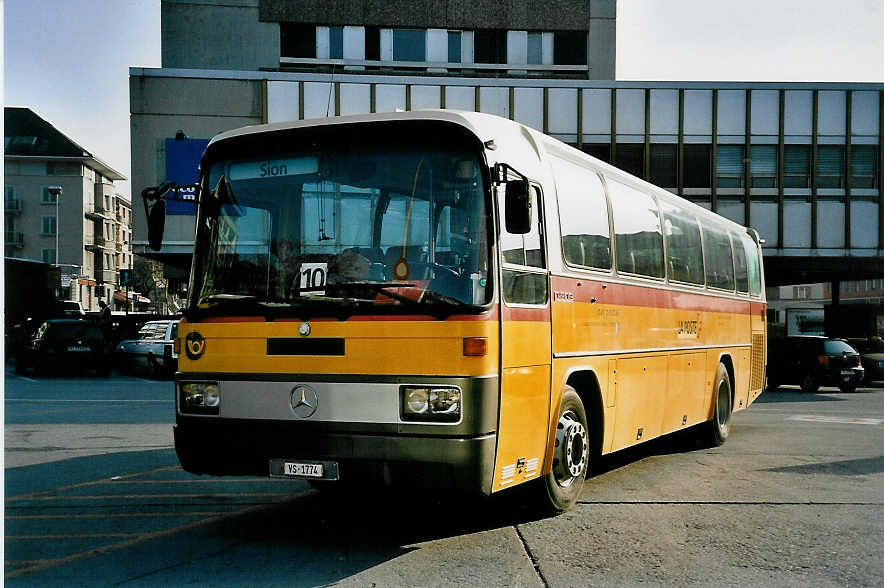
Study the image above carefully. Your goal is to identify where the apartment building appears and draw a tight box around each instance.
[4,107,133,311]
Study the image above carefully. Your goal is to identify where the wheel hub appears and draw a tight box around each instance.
[553,410,588,487]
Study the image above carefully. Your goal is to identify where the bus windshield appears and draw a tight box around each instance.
[189,125,491,318]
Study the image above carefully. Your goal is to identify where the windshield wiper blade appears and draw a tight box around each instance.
[330,282,468,320]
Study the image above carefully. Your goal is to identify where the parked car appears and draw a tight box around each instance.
[15,319,110,377]
[115,319,179,378]
[60,300,85,316]
[767,336,864,393]
[847,337,884,384]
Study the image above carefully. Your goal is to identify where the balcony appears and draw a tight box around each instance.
[84,235,107,252]
[5,231,24,247]
[5,198,22,214]
[84,208,104,221]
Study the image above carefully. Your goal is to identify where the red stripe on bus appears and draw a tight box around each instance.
[195,307,500,323]
[501,305,550,322]
[551,275,760,314]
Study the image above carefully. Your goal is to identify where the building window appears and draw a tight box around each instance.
[716,145,745,188]
[527,32,542,65]
[783,144,810,188]
[552,31,586,65]
[474,29,506,64]
[614,144,645,178]
[683,144,711,188]
[816,145,845,189]
[448,31,462,63]
[281,23,316,58]
[750,145,777,188]
[41,186,58,204]
[392,29,425,62]
[365,26,380,61]
[650,144,678,188]
[41,215,57,235]
[582,144,611,164]
[850,145,878,189]
[5,185,15,205]
[41,248,56,264]
[329,26,344,59]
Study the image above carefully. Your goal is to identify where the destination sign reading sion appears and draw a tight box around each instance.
[228,157,319,181]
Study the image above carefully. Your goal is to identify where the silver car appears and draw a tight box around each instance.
[116,320,179,378]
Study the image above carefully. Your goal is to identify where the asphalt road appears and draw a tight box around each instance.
[4,368,883,586]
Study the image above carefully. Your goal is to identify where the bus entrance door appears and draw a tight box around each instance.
[493,184,552,493]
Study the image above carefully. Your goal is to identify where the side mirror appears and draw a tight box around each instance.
[504,180,532,234]
[147,198,166,251]
[142,182,174,252]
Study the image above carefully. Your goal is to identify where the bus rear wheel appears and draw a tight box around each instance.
[539,387,589,513]
[706,363,732,447]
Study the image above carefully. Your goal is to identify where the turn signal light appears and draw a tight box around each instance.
[818,355,829,366]
[463,337,488,357]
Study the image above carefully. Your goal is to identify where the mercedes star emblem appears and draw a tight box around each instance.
[290,385,319,419]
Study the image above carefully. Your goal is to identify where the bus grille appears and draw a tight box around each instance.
[750,333,765,390]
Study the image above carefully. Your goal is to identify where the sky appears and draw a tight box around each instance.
[3,0,883,199]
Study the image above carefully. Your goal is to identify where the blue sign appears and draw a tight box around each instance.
[165,138,209,215]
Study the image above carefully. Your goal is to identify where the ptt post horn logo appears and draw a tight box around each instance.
[290,385,319,419]
[185,331,206,360]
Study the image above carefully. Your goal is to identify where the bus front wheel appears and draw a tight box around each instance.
[539,387,589,513]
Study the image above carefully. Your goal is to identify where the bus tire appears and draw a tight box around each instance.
[706,363,732,447]
[539,387,589,513]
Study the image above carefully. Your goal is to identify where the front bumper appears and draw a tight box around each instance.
[174,419,496,495]
[173,373,500,495]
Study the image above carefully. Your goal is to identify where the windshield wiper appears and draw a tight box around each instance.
[193,294,364,321]
[330,282,472,320]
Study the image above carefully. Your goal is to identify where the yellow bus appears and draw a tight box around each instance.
[144,110,766,512]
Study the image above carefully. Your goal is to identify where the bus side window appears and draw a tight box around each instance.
[607,178,664,279]
[742,234,762,295]
[660,201,704,285]
[702,223,735,291]
[732,231,750,293]
[554,160,611,271]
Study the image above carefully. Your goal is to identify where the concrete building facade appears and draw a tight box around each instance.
[5,107,134,311]
[131,0,882,289]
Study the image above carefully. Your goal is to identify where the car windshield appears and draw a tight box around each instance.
[824,340,857,354]
[189,122,491,319]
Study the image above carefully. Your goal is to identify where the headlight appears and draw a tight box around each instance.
[179,381,220,415]
[401,386,461,423]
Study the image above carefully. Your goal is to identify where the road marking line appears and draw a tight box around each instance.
[6,492,293,501]
[786,415,883,425]
[6,466,180,501]
[11,375,39,383]
[5,398,173,403]
[6,512,229,520]
[105,478,281,484]
[8,533,138,540]
[3,489,312,580]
